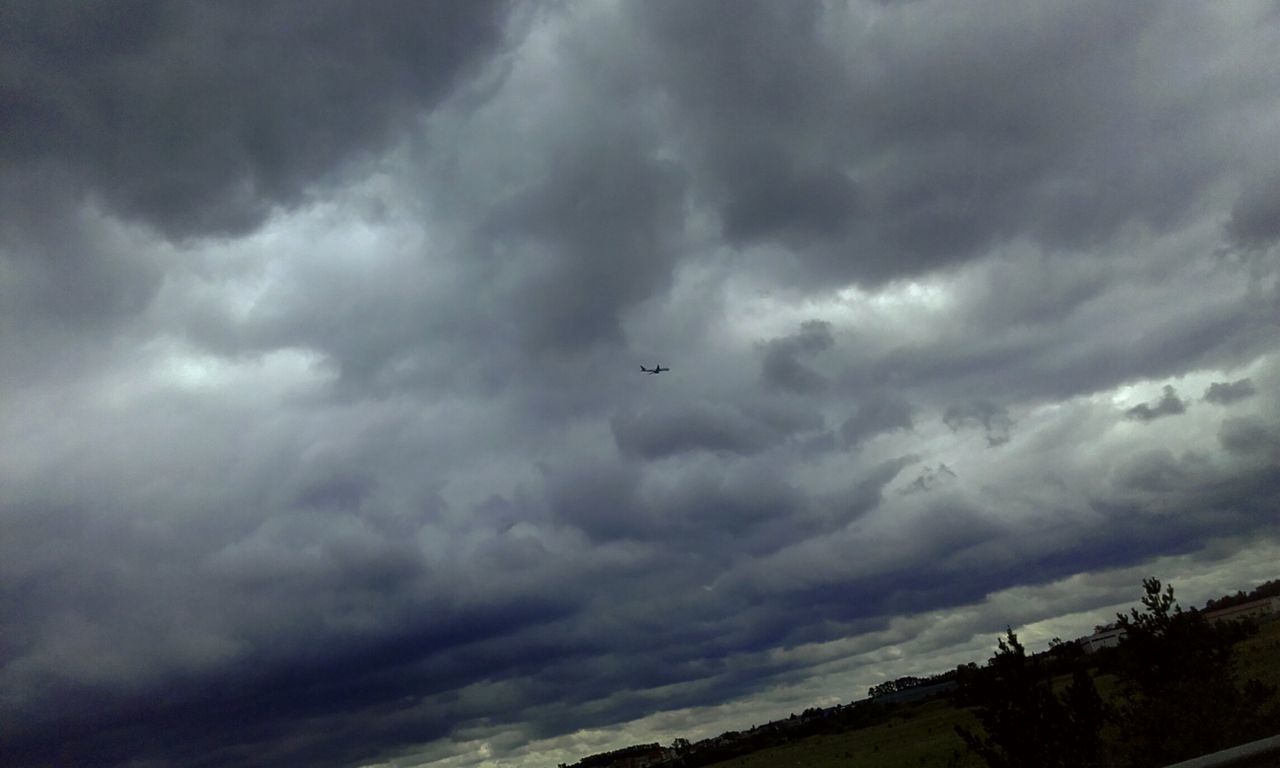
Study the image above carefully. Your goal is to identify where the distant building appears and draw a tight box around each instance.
[1079,625,1126,653]
[1202,596,1280,625]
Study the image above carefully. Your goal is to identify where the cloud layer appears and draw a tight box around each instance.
[3,2,1280,767]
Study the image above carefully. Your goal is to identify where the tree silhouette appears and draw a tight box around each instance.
[955,628,1107,768]
[1109,577,1277,767]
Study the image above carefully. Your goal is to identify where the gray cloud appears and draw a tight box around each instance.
[1204,378,1257,405]
[841,455,917,518]
[760,320,834,393]
[1112,449,1199,495]
[613,400,822,460]
[1,0,512,239]
[1124,385,1188,422]
[1219,418,1280,458]
[628,1,1270,287]
[838,265,1278,408]
[541,458,644,541]
[840,392,915,447]
[900,463,958,495]
[4,3,1280,768]
[483,133,686,353]
[1227,166,1280,251]
[943,400,1014,446]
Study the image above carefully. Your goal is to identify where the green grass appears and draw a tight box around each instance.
[700,619,1280,768]
[1234,616,1280,690]
[702,699,983,768]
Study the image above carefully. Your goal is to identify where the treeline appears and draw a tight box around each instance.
[571,743,662,768]
[954,577,1280,768]
[868,670,962,699]
[1203,577,1280,612]
[864,576,1280,702]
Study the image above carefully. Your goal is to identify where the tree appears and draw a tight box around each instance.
[1108,577,1277,767]
[869,675,924,698]
[955,629,1107,768]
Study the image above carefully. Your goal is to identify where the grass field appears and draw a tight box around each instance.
[703,699,983,768]
[810,701,985,768]
[1235,615,1280,690]
[701,619,1280,768]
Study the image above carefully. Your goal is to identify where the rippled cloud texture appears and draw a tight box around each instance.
[3,2,1280,766]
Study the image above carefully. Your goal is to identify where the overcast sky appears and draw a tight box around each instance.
[3,2,1280,766]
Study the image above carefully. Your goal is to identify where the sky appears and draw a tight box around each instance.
[2,1,1280,766]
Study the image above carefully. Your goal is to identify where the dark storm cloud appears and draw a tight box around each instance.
[719,154,860,247]
[484,133,686,352]
[1124,385,1188,422]
[1,0,512,238]
[631,1,1258,286]
[760,320,834,393]
[6,408,1280,768]
[1227,166,1280,250]
[739,443,1280,634]
[541,447,826,554]
[612,399,822,459]
[838,270,1278,407]
[1099,446,1280,546]
[840,392,914,447]
[0,171,163,387]
[943,400,1013,446]
[631,2,851,248]
[541,459,644,541]
[6,595,586,768]
[0,392,612,767]
[1204,378,1257,405]
[644,463,814,552]
[4,2,1280,768]
[733,496,1014,623]
[1112,449,1199,495]
[0,0,519,398]
[1219,418,1280,458]
[133,2,692,382]
[0,172,158,328]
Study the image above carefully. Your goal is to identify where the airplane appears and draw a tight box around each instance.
[641,364,669,375]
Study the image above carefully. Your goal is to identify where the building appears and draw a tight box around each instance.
[1078,625,1126,653]
[1202,595,1280,625]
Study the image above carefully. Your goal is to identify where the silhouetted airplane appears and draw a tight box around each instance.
[641,364,669,375]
